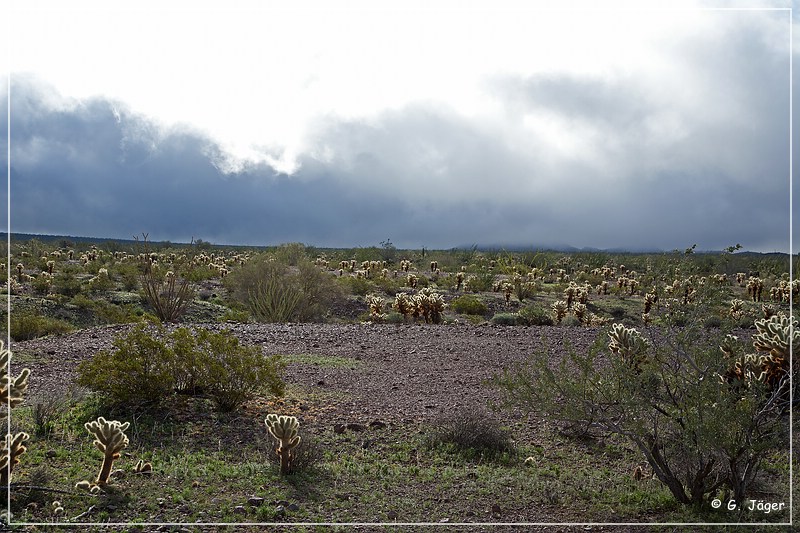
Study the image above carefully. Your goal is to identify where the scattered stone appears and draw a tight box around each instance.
[274,505,286,517]
[287,503,299,512]
[361,439,372,449]
[491,503,501,515]
[346,423,365,432]
[317,380,325,386]
[439,518,450,523]
[387,510,398,520]
[248,497,264,507]
[333,424,346,434]
[368,420,387,429]
[233,505,247,515]
[45,450,57,458]
[276,500,290,507]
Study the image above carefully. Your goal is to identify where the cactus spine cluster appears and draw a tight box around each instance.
[84,417,130,486]
[265,414,301,475]
[607,323,648,371]
[1,341,30,486]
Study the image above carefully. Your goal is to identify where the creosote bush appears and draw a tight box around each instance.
[77,322,285,411]
[494,315,787,507]
[449,295,488,316]
[226,256,341,322]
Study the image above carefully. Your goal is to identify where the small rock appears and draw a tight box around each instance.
[276,500,290,507]
[361,439,372,449]
[439,518,450,523]
[233,505,247,515]
[287,503,299,512]
[248,497,264,507]
[346,423,365,432]
[274,505,286,517]
[368,420,387,429]
[387,510,398,520]
[333,424,346,434]
[491,503,501,514]
[317,380,325,386]
[45,450,57,458]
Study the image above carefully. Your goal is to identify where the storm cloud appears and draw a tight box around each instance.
[2,6,794,252]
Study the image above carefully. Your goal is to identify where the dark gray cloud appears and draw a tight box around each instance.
[2,44,793,253]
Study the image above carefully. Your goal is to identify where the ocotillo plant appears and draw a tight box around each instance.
[84,417,130,485]
[265,414,301,475]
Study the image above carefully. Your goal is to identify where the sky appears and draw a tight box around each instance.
[1,0,796,252]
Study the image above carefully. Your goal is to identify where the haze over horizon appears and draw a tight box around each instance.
[2,1,796,253]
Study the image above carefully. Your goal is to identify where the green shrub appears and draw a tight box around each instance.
[490,313,518,326]
[494,314,786,507]
[450,295,488,316]
[338,276,373,296]
[517,305,554,326]
[113,263,140,291]
[76,323,285,411]
[179,328,285,412]
[427,410,516,461]
[76,323,175,408]
[465,269,495,292]
[227,257,341,323]
[10,313,73,341]
[54,271,82,298]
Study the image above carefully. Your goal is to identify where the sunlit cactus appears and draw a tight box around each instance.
[607,323,648,371]
[15,263,24,283]
[643,292,656,314]
[563,283,577,309]
[719,334,740,359]
[572,303,588,325]
[365,294,386,321]
[729,299,745,320]
[84,417,130,485]
[407,273,418,288]
[393,292,415,321]
[414,287,446,324]
[430,261,438,272]
[501,281,513,303]
[0,432,29,486]
[551,300,567,324]
[1,341,30,415]
[265,414,301,475]
[753,314,796,361]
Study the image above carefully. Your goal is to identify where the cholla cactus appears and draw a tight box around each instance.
[84,417,130,485]
[729,299,745,320]
[430,261,438,272]
[16,263,24,283]
[753,314,797,361]
[746,277,764,302]
[455,271,465,291]
[365,294,386,320]
[501,281,513,303]
[608,323,648,371]
[46,260,55,274]
[563,283,578,309]
[0,432,29,486]
[406,273,418,288]
[551,300,568,324]
[414,287,446,324]
[393,292,415,321]
[265,414,301,475]
[643,292,657,314]
[1,342,30,415]
[572,303,588,325]
[761,304,776,319]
